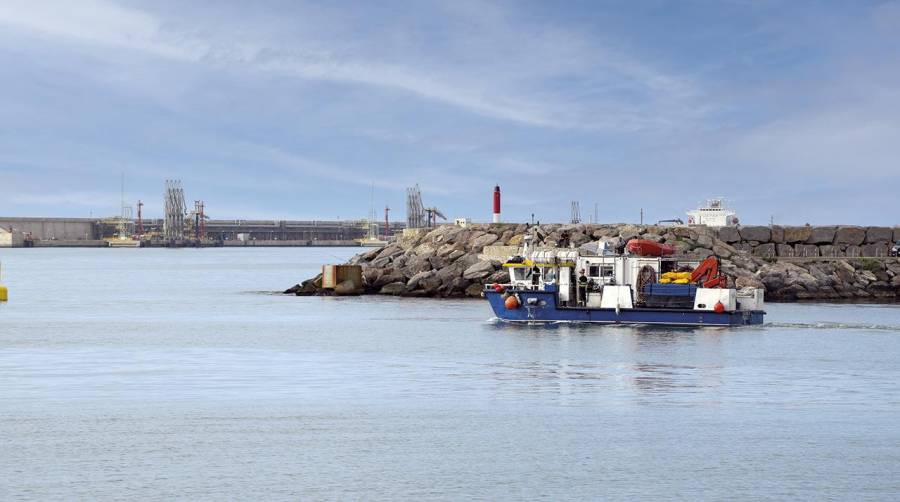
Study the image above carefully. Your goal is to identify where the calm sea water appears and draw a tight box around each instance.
[0,248,899,500]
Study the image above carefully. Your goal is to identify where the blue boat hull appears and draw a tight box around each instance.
[486,290,764,326]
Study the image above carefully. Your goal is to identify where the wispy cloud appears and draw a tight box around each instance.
[0,0,705,131]
[1,0,897,224]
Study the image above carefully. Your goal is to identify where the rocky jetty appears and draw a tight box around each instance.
[285,223,900,302]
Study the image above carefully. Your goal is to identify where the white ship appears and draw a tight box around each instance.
[687,198,738,227]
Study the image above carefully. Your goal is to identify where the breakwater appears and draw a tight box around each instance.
[286,223,900,302]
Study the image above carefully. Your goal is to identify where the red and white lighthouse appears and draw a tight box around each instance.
[492,185,501,223]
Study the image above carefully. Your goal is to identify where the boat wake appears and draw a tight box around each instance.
[766,321,900,332]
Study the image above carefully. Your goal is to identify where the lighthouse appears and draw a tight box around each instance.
[492,185,501,223]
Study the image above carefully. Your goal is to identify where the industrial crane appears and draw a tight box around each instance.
[424,207,446,228]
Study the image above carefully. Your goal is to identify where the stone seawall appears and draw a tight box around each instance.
[285,223,900,302]
[717,225,898,258]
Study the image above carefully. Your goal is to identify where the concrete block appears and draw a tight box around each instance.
[861,242,890,257]
[866,226,893,244]
[752,243,776,257]
[783,226,812,243]
[835,226,866,245]
[795,244,820,257]
[717,226,741,243]
[819,245,840,257]
[806,226,836,244]
[770,226,785,243]
[739,226,771,243]
[776,243,795,257]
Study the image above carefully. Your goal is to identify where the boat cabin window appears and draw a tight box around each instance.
[544,268,556,281]
[511,268,526,281]
[588,265,600,277]
[601,265,614,277]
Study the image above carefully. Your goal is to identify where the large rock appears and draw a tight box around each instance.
[334,279,362,296]
[570,232,592,246]
[783,226,812,243]
[464,283,484,297]
[669,240,692,254]
[284,274,322,296]
[362,267,383,287]
[404,254,434,276]
[419,275,443,294]
[619,224,643,241]
[834,226,866,245]
[833,261,856,284]
[717,226,741,243]
[470,233,499,250]
[462,260,496,280]
[373,269,405,289]
[752,243,776,257]
[444,277,472,297]
[866,226,893,244]
[770,226,785,244]
[735,276,764,289]
[795,244,820,257]
[375,244,403,260]
[406,270,435,289]
[806,226,836,244]
[696,234,714,248]
[379,282,407,295]
[370,255,394,268]
[435,243,457,257]
[861,243,889,257]
[776,244,795,257]
[739,226,771,243]
[712,242,737,258]
[434,260,465,282]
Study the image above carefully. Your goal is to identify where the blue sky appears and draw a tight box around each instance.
[1,0,898,225]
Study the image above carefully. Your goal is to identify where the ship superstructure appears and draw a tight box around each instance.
[686,198,738,227]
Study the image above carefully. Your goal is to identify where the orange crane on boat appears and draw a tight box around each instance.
[691,256,728,288]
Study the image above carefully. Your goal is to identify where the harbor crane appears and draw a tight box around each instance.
[424,207,446,228]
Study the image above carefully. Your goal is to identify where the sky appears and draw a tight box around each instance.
[1,0,898,225]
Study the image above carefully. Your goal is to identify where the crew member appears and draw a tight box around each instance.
[578,268,589,305]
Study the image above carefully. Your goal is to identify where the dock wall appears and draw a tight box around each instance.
[222,239,360,247]
[0,216,407,246]
[0,217,98,241]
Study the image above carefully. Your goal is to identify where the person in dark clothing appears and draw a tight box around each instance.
[577,268,588,305]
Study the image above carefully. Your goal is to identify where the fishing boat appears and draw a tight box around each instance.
[484,235,765,326]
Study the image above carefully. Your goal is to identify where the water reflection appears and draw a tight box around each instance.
[478,323,727,400]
